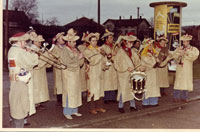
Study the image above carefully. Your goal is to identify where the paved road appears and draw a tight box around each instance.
[89,100,200,128]
[2,71,200,129]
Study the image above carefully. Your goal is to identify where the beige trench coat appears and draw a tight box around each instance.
[141,53,160,99]
[9,81,29,119]
[50,44,64,95]
[78,44,88,92]
[84,47,104,102]
[60,46,82,108]
[155,47,170,88]
[33,51,50,104]
[8,45,38,116]
[101,44,118,91]
[173,46,199,91]
[114,48,134,103]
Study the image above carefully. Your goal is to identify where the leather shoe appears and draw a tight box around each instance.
[96,108,106,113]
[130,106,138,111]
[64,114,73,120]
[90,109,97,114]
[118,108,125,113]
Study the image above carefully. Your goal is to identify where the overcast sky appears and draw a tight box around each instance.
[3,0,200,26]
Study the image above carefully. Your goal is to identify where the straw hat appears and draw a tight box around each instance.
[63,28,80,41]
[32,35,45,42]
[157,36,168,43]
[9,32,30,44]
[88,32,100,41]
[101,29,114,40]
[142,38,154,48]
[123,35,137,42]
[81,31,90,42]
[52,32,65,43]
[180,34,193,41]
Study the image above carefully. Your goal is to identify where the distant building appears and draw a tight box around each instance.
[3,8,31,39]
[64,17,105,44]
[103,16,152,40]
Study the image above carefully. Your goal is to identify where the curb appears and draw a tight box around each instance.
[66,95,200,128]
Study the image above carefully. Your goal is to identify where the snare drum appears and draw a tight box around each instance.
[130,71,146,101]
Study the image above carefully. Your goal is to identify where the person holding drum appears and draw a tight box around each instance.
[140,38,160,107]
[114,33,138,113]
[172,34,199,102]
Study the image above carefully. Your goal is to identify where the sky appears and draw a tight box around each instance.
[3,0,200,26]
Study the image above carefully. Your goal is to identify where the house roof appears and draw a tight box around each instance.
[64,17,103,28]
[103,18,151,27]
[3,10,31,24]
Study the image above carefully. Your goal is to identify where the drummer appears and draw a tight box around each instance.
[140,38,160,107]
[114,33,138,113]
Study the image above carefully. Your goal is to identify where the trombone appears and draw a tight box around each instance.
[24,44,67,70]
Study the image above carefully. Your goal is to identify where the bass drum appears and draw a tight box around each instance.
[130,71,146,101]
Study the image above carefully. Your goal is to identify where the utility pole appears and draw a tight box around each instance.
[98,0,100,25]
[4,0,9,71]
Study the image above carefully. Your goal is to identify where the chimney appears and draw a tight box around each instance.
[119,16,121,20]
[15,7,18,11]
[130,15,132,19]
[137,7,140,19]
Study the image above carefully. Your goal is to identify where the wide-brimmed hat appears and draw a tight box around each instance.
[142,38,154,48]
[9,32,30,44]
[29,31,38,41]
[81,31,90,42]
[157,36,168,43]
[180,34,193,41]
[52,32,65,43]
[33,35,45,42]
[123,35,137,42]
[101,29,114,40]
[63,28,80,41]
[88,32,100,41]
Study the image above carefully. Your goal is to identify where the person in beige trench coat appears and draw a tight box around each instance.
[60,28,83,120]
[50,32,66,103]
[83,32,106,115]
[31,35,51,110]
[78,32,90,94]
[114,34,138,113]
[101,30,118,103]
[141,39,160,107]
[172,34,199,102]
[8,32,39,126]
[154,37,170,96]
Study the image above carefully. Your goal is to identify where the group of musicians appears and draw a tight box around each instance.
[7,28,199,127]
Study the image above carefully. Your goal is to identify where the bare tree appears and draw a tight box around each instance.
[44,17,59,26]
[10,0,39,22]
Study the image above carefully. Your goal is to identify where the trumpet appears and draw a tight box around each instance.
[24,44,67,70]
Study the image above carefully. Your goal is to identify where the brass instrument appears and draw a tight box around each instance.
[24,45,67,70]
[153,47,169,68]
[42,43,59,59]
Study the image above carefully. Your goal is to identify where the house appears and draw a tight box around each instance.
[103,16,152,40]
[3,8,31,39]
[64,17,105,43]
